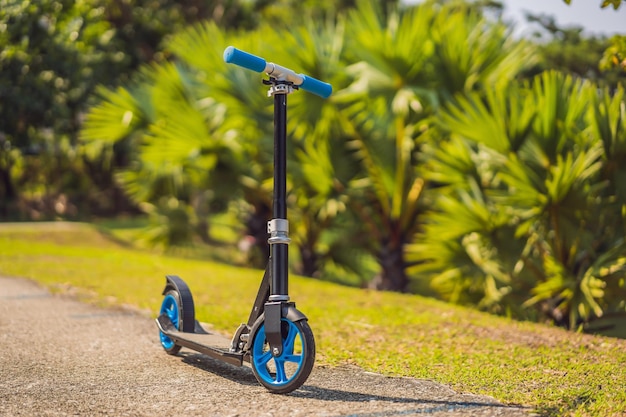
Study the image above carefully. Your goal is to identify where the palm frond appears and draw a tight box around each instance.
[429,2,535,97]
[440,83,535,154]
[531,71,590,161]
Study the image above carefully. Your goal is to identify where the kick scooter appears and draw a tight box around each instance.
[155,46,332,394]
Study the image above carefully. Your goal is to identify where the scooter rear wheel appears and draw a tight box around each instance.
[159,290,183,355]
[250,318,315,394]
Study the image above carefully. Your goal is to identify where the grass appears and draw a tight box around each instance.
[1,221,625,416]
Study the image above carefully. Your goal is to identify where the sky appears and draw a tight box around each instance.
[501,0,626,37]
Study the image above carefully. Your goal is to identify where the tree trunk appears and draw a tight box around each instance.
[0,165,16,219]
[244,202,271,269]
[369,235,409,292]
[299,242,319,278]
[191,191,212,244]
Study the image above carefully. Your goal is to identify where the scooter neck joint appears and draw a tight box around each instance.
[266,79,296,97]
[268,295,290,302]
[267,218,291,245]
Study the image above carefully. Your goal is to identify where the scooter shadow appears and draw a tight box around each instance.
[177,352,524,414]
[178,351,259,386]
[292,384,518,407]
[292,386,528,417]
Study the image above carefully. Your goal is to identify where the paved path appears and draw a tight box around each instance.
[0,276,532,416]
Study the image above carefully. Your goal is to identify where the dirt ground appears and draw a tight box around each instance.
[0,276,533,417]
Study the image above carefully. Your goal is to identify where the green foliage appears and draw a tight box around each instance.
[79,0,536,289]
[520,14,626,89]
[82,19,369,280]
[273,19,368,278]
[0,0,127,147]
[1,0,291,221]
[0,0,194,220]
[563,0,622,8]
[82,28,242,247]
[336,0,533,290]
[410,72,626,329]
[600,35,626,72]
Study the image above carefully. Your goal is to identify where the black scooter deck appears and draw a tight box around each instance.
[156,314,245,366]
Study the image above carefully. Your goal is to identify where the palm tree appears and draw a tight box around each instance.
[260,18,368,279]
[81,23,243,248]
[82,20,360,276]
[175,23,278,263]
[411,71,626,329]
[337,0,533,291]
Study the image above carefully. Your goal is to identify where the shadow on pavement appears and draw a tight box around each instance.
[176,352,530,416]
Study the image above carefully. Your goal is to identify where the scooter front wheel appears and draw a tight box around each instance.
[159,290,183,355]
[250,318,315,394]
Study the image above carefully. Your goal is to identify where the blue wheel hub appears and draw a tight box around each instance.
[252,319,305,387]
[159,294,179,349]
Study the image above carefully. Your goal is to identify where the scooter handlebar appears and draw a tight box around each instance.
[299,74,333,99]
[223,46,267,73]
[223,46,332,99]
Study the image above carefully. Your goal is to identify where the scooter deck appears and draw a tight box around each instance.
[156,314,245,366]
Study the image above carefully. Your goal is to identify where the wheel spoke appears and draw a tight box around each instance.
[283,354,302,364]
[274,358,287,383]
[254,350,273,368]
[284,323,298,351]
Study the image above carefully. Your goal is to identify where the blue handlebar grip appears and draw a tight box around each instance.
[223,46,266,73]
[300,74,333,99]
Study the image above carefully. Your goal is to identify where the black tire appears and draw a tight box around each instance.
[159,289,183,355]
[250,318,315,394]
